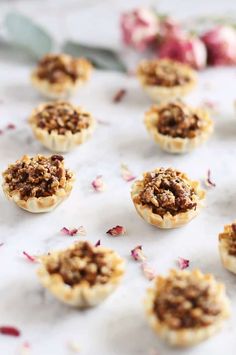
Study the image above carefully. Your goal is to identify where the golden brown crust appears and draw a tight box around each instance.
[144,102,214,153]
[29,102,96,152]
[145,269,230,347]
[2,155,75,213]
[137,59,197,103]
[219,222,236,274]
[37,242,125,307]
[31,54,92,99]
[131,168,205,229]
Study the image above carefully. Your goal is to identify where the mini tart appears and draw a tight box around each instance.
[31,53,92,99]
[137,59,197,103]
[131,167,205,229]
[144,101,214,153]
[2,154,75,213]
[37,241,125,307]
[29,101,96,152]
[219,222,236,274]
[145,269,230,347]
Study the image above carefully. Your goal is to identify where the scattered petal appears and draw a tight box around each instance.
[97,119,110,126]
[91,175,106,192]
[19,342,31,355]
[6,123,16,130]
[0,326,21,337]
[67,340,80,353]
[120,163,136,182]
[113,89,127,103]
[106,225,126,236]
[205,169,216,187]
[178,257,190,270]
[60,226,86,236]
[141,262,155,281]
[94,240,101,247]
[131,245,146,261]
[0,242,4,247]
[23,251,36,262]
[0,129,3,135]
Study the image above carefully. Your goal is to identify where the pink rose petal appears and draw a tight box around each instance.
[91,175,106,192]
[22,251,36,262]
[178,257,190,270]
[94,240,101,247]
[121,163,136,182]
[113,89,127,103]
[106,225,126,236]
[60,226,86,236]
[141,262,155,280]
[205,169,216,188]
[131,245,146,261]
[6,123,16,130]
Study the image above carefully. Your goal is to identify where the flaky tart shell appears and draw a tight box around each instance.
[31,56,92,99]
[144,104,214,154]
[219,223,236,274]
[131,170,205,229]
[137,61,197,103]
[144,269,230,347]
[37,244,125,307]
[29,103,96,153]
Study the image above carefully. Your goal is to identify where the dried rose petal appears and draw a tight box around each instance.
[113,89,127,103]
[23,251,36,262]
[205,169,216,187]
[131,245,146,261]
[0,326,20,337]
[106,225,126,236]
[95,240,101,247]
[0,129,3,135]
[0,242,4,247]
[178,257,190,270]
[6,123,16,130]
[60,226,86,236]
[141,262,155,281]
[120,163,136,182]
[91,175,106,192]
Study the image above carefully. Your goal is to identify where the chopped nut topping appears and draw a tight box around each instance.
[153,271,222,329]
[32,101,92,135]
[219,224,236,256]
[156,102,202,139]
[35,54,90,84]
[3,155,73,200]
[138,59,192,87]
[45,241,115,287]
[135,168,197,217]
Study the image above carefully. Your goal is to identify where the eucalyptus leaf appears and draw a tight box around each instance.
[62,41,127,72]
[4,12,54,59]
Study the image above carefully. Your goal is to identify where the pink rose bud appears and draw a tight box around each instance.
[160,16,183,41]
[120,8,159,51]
[201,26,236,66]
[159,35,207,70]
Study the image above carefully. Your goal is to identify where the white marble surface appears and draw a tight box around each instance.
[1,1,236,355]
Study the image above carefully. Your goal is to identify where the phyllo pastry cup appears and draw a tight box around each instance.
[29,101,96,152]
[219,222,236,274]
[31,53,92,99]
[137,59,197,103]
[144,101,214,153]
[145,269,230,347]
[2,154,75,213]
[37,241,125,307]
[131,167,205,229]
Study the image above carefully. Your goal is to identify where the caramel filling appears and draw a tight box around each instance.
[153,273,222,329]
[33,102,91,135]
[46,242,115,287]
[136,168,197,217]
[3,155,73,200]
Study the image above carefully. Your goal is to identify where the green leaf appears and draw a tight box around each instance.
[4,12,54,59]
[62,41,127,72]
